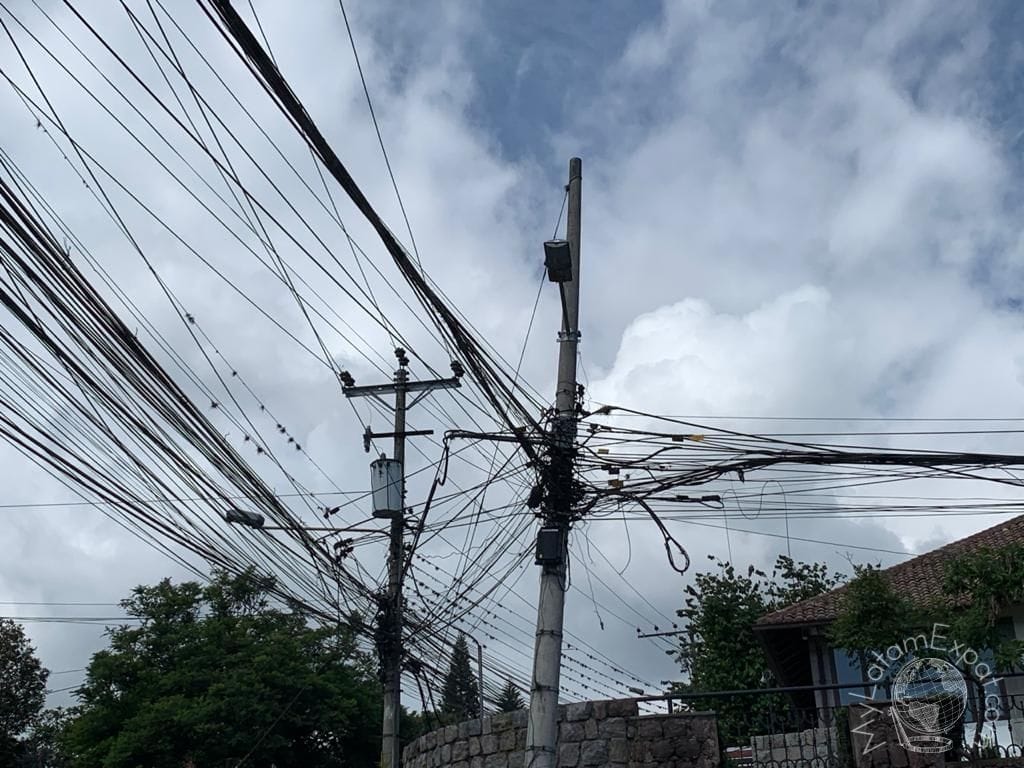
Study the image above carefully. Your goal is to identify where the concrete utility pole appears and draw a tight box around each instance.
[342,349,462,768]
[525,157,582,768]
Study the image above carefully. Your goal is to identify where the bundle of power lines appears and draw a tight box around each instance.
[0,0,642,708]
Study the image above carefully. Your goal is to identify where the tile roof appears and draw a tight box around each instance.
[755,514,1024,628]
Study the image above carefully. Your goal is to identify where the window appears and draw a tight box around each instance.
[832,648,869,705]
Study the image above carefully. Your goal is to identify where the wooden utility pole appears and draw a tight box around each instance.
[525,157,582,768]
[342,350,462,768]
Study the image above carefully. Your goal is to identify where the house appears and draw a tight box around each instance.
[753,514,1024,716]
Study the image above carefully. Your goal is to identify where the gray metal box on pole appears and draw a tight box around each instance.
[370,456,403,519]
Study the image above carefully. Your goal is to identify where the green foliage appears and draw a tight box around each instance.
[62,568,381,768]
[830,546,1024,677]
[400,707,426,747]
[494,679,525,713]
[827,564,918,666]
[943,545,1024,673]
[14,707,75,767]
[766,556,845,607]
[0,618,48,759]
[675,555,844,746]
[441,634,480,720]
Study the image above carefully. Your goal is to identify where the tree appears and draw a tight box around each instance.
[62,568,381,768]
[827,563,917,669]
[0,618,48,761]
[495,679,525,713]
[675,555,844,745]
[830,546,1024,673]
[15,707,75,768]
[942,545,1024,672]
[441,634,480,720]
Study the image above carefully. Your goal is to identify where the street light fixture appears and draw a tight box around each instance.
[225,507,265,528]
[224,508,382,533]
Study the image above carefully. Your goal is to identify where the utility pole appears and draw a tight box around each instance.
[525,157,582,768]
[461,631,487,714]
[341,349,463,768]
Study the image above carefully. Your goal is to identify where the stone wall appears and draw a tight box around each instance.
[401,700,719,768]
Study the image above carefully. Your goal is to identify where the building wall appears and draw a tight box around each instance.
[400,700,720,768]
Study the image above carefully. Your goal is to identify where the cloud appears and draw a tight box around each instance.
[1,0,1023,706]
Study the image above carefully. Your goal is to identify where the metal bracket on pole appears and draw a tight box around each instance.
[363,426,434,453]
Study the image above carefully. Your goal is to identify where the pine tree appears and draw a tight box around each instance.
[441,634,480,719]
[495,679,525,713]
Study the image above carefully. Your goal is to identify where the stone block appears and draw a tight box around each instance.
[637,719,663,739]
[511,710,529,729]
[500,729,517,751]
[508,750,524,768]
[459,722,472,739]
[600,717,627,739]
[453,741,469,761]
[425,732,437,750]
[609,738,629,763]
[453,762,469,768]
[593,700,608,720]
[481,735,499,754]
[442,744,452,763]
[661,717,692,739]
[559,741,581,768]
[608,699,639,718]
[584,719,598,739]
[492,712,514,732]
[516,730,527,750]
[444,725,459,743]
[651,740,675,761]
[485,753,508,768]
[467,720,483,737]
[565,702,593,722]
[675,740,699,759]
[471,757,485,768]
[694,718,717,742]
[469,737,482,757]
[560,722,587,742]
[628,741,649,764]
[581,740,609,766]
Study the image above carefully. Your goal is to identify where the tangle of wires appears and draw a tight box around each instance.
[574,404,1024,562]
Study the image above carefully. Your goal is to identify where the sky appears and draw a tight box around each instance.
[2,0,1024,713]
